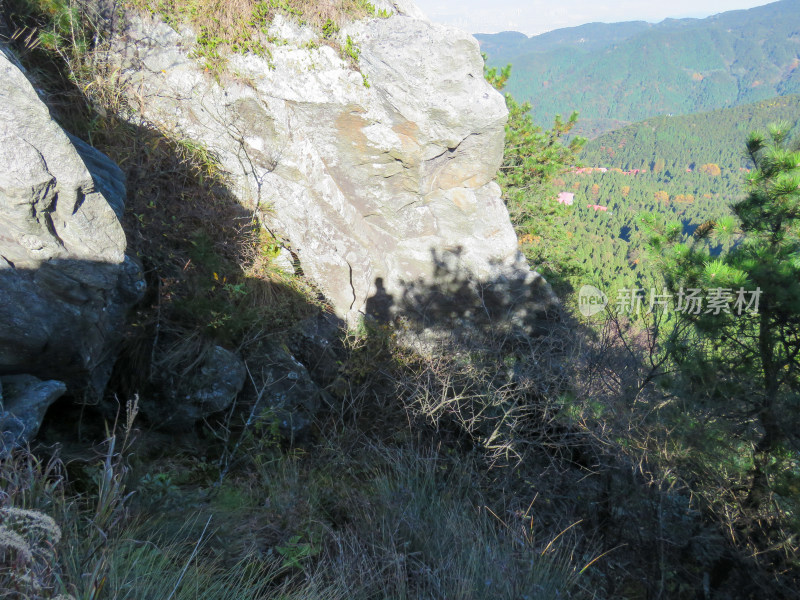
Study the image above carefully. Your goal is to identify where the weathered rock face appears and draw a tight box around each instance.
[0,45,145,399]
[113,1,545,323]
[146,345,247,430]
[0,375,66,455]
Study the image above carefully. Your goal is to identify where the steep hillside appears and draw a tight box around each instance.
[582,93,800,171]
[2,2,799,598]
[477,0,800,135]
[526,94,800,293]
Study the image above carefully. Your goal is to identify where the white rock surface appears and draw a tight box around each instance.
[114,2,548,322]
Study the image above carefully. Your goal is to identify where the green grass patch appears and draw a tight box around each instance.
[127,0,390,78]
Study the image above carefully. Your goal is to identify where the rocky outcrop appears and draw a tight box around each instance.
[113,0,552,324]
[0,45,145,400]
[0,375,66,455]
[147,345,247,430]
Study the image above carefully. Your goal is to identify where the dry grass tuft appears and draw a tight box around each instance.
[0,451,71,600]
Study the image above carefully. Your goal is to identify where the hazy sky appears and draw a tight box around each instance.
[413,0,777,35]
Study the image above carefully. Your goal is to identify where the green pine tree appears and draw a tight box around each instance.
[645,123,800,509]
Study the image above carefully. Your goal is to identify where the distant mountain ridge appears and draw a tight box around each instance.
[476,0,800,137]
[477,21,652,59]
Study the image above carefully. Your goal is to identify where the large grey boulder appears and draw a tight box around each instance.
[149,345,247,429]
[0,45,144,400]
[112,1,552,324]
[0,375,66,455]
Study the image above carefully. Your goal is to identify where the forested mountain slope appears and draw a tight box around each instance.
[582,93,800,172]
[524,94,800,293]
[477,0,800,136]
